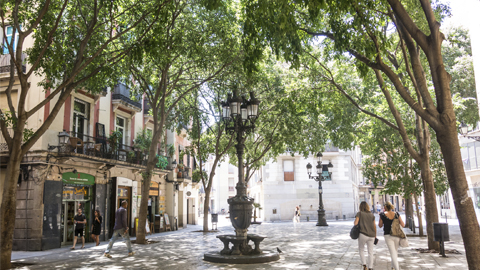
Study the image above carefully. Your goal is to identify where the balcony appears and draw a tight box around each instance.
[112,83,142,114]
[176,166,192,182]
[51,131,149,166]
[0,128,14,152]
[0,53,26,75]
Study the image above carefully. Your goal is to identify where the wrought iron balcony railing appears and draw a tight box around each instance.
[0,53,26,74]
[52,131,148,165]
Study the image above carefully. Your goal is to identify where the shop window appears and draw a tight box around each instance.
[283,160,294,181]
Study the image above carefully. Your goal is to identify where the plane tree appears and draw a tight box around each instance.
[241,1,480,266]
[0,0,165,267]
[122,0,240,241]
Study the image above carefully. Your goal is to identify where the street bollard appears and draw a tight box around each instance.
[306,216,309,222]
[336,216,339,220]
[412,219,415,234]
[343,215,346,220]
[433,223,449,257]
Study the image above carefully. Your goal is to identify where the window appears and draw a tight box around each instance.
[283,160,294,181]
[116,116,126,146]
[3,26,19,54]
[228,178,235,192]
[73,99,89,140]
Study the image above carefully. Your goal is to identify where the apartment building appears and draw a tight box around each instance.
[0,41,198,252]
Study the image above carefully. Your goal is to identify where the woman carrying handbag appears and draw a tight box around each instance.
[354,202,377,270]
[379,201,405,270]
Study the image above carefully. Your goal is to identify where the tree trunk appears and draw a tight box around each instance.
[136,125,164,244]
[1,144,23,269]
[414,194,424,236]
[203,188,211,232]
[405,197,413,221]
[136,161,155,244]
[436,124,480,269]
[419,158,440,251]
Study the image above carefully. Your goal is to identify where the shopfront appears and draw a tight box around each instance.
[61,172,95,245]
[148,181,158,223]
[114,177,138,236]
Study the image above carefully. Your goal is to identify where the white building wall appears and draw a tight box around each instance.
[262,149,361,222]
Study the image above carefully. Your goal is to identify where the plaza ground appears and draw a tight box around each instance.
[11,214,468,269]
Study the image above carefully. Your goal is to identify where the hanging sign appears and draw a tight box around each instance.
[62,172,95,185]
[149,181,159,196]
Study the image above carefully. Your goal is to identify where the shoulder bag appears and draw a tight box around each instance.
[350,213,361,240]
[391,212,409,247]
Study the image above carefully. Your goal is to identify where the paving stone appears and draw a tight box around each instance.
[11,215,468,269]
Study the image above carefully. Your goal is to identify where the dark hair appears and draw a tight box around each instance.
[359,201,370,212]
[95,209,101,216]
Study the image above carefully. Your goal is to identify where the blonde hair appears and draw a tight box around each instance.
[384,201,394,211]
[359,201,370,212]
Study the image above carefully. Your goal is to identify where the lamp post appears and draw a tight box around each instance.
[306,152,333,226]
[221,87,260,240]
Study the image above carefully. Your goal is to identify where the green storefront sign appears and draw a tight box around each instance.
[62,172,95,185]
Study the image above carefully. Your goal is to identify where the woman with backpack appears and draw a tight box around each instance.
[354,201,376,270]
[379,201,405,270]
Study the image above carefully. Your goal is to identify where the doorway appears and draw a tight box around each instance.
[117,186,132,230]
[61,200,90,245]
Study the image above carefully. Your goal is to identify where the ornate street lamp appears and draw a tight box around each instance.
[221,88,260,241]
[459,121,480,141]
[306,152,333,226]
[48,130,70,151]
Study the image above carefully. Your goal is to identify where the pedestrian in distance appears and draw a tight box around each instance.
[376,202,382,214]
[104,201,134,257]
[71,208,86,250]
[91,209,102,246]
[293,206,300,223]
[379,201,405,270]
[354,202,377,270]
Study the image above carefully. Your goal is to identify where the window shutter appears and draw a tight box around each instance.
[283,160,294,181]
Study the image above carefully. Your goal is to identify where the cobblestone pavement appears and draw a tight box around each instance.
[11,215,468,270]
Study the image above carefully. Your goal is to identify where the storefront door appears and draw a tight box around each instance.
[61,172,95,245]
[61,200,90,245]
[117,186,132,229]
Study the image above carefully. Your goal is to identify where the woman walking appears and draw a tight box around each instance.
[354,202,376,270]
[379,201,405,270]
[91,210,102,246]
[293,206,300,223]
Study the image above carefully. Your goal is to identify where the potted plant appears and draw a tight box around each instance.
[155,154,168,170]
[252,203,263,224]
[108,130,123,157]
[167,144,175,159]
[192,169,207,184]
[177,163,184,178]
[127,151,136,163]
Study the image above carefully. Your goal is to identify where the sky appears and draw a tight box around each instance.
[443,0,480,106]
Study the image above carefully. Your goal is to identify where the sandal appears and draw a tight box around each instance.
[80,246,85,249]
[70,247,75,250]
